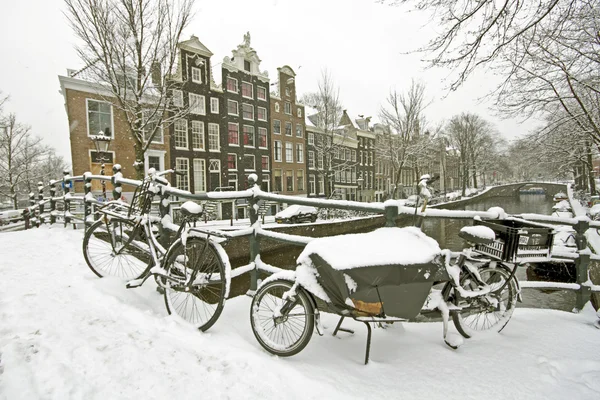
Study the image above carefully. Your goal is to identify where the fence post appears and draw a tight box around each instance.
[112,164,122,201]
[574,219,591,312]
[28,192,37,228]
[83,172,92,228]
[49,183,56,225]
[248,175,260,292]
[37,182,44,225]
[63,170,71,228]
[384,201,398,227]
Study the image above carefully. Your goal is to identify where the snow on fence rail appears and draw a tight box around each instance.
[9,170,600,312]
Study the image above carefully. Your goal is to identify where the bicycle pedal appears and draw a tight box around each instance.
[126,278,145,289]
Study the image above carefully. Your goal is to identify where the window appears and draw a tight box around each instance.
[191,67,202,83]
[274,170,282,192]
[285,122,292,136]
[228,174,238,191]
[244,154,255,171]
[228,123,239,145]
[286,170,294,192]
[189,93,205,115]
[243,125,255,147]
[274,141,282,162]
[308,132,314,145]
[318,154,324,170]
[210,98,219,114]
[262,156,269,171]
[261,175,270,192]
[244,59,251,72]
[209,159,221,190]
[284,102,291,115]
[258,127,267,148]
[295,124,303,138]
[242,103,254,120]
[285,87,290,97]
[227,77,238,92]
[228,100,238,116]
[175,158,189,191]
[242,81,253,98]
[142,109,163,143]
[296,144,304,163]
[148,156,160,171]
[297,108,302,118]
[257,107,267,121]
[275,102,280,113]
[308,151,315,169]
[360,151,363,165]
[193,159,206,193]
[191,120,205,150]
[172,90,183,107]
[318,176,325,195]
[208,123,220,151]
[352,150,356,162]
[370,151,374,165]
[257,86,267,100]
[174,119,188,149]
[273,120,281,135]
[340,148,346,161]
[285,142,293,163]
[87,99,113,137]
[309,175,316,195]
[297,170,304,191]
[228,154,237,170]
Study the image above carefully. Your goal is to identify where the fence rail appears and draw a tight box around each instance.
[6,169,600,313]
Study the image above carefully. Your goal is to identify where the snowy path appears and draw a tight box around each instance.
[1,227,600,400]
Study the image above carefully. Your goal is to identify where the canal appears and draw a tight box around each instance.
[418,194,576,311]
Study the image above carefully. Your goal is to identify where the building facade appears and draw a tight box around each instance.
[269,66,306,196]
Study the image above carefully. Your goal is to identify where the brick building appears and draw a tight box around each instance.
[269,66,306,196]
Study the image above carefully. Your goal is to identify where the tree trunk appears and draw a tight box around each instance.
[472,164,478,188]
[587,142,596,195]
[134,143,145,180]
[460,158,467,197]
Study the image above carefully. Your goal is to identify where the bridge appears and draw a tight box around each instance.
[477,182,568,199]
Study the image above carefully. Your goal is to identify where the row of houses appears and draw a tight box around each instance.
[58,33,462,217]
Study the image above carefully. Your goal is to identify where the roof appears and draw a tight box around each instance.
[178,35,214,57]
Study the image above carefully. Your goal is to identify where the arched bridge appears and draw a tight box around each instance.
[477,182,568,199]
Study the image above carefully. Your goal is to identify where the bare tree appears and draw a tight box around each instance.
[375,80,431,198]
[0,114,46,208]
[302,71,355,198]
[64,0,195,178]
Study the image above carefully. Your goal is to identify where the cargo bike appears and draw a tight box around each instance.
[250,216,554,364]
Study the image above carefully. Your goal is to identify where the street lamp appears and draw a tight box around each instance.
[91,131,112,201]
[357,177,364,202]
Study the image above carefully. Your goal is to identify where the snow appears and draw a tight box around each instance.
[297,227,442,270]
[1,227,600,400]
[180,201,203,215]
[460,225,495,240]
[274,204,317,219]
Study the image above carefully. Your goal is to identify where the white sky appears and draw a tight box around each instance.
[0,0,541,163]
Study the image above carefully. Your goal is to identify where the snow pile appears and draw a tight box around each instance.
[297,227,442,270]
[1,227,600,400]
[460,225,495,241]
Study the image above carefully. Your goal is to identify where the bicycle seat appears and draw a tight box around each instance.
[180,201,204,218]
[458,226,495,245]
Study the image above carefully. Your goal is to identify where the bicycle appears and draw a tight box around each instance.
[82,169,232,331]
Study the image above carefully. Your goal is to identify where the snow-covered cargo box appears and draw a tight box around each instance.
[473,219,554,263]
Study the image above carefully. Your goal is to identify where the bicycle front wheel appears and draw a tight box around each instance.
[452,263,518,338]
[250,280,315,357]
[163,237,227,331]
[82,218,152,280]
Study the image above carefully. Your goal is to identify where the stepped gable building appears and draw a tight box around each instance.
[58,69,170,196]
[168,35,226,195]
[269,66,306,196]
[221,32,272,199]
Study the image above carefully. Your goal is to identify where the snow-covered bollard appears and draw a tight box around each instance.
[112,164,123,201]
[247,173,260,292]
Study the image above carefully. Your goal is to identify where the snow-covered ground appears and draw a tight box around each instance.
[1,226,600,400]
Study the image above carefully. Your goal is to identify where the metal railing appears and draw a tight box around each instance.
[12,168,600,312]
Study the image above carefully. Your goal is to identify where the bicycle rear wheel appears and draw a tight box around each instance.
[82,218,152,280]
[163,237,227,332]
[250,280,315,357]
[452,263,518,338]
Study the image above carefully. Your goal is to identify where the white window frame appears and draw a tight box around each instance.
[296,144,304,163]
[244,154,256,171]
[210,97,219,114]
[297,108,302,118]
[228,122,239,147]
[86,98,114,138]
[191,120,205,151]
[295,124,303,138]
[172,89,183,107]
[308,132,314,145]
[308,151,315,169]
[208,123,220,152]
[228,99,239,116]
[243,125,255,148]
[227,77,238,93]
[193,158,206,193]
[296,169,304,191]
[274,140,282,162]
[273,120,281,135]
[257,106,267,121]
[275,102,280,113]
[144,149,165,175]
[242,103,254,120]
[309,175,316,195]
[175,157,190,191]
[191,67,202,83]
[257,86,267,101]
[227,153,237,171]
[286,170,294,192]
[261,155,270,172]
[228,174,238,191]
[285,142,293,163]
[258,127,268,149]
[284,102,291,115]
[174,119,188,150]
[189,93,206,115]
[241,81,253,99]
[261,174,270,192]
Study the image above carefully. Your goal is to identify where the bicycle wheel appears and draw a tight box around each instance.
[250,280,315,357]
[163,237,227,331]
[82,218,152,280]
[452,263,518,338]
